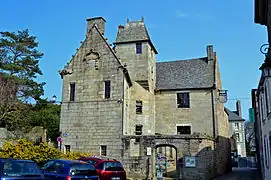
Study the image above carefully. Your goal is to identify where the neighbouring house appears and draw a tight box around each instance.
[59,17,231,179]
[253,60,271,180]
[254,0,271,179]
[252,88,264,178]
[225,100,246,157]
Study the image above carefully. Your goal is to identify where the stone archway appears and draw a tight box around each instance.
[153,144,178,179]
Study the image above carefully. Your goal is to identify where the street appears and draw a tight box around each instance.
[213,168,260,180]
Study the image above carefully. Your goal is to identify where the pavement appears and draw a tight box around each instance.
[213,167,260,180]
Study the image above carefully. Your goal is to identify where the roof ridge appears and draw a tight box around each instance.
[224,107,245,121]
[156,57,208,63]
[92,25,132,87]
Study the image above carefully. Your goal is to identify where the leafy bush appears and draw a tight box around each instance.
[0,139,91,165]
[62,151,92,160]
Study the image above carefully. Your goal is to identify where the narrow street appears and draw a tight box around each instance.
[213,168,260,180]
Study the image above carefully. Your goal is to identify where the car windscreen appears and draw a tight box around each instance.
[70,163,97,176]
[2,161,42,177]
[104,162,124,171]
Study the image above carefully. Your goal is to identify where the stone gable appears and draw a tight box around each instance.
[60,19,126,157]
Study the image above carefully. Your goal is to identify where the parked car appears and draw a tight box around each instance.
[78,156,126,180]
[0,158,44,179]
[40,159,99,180]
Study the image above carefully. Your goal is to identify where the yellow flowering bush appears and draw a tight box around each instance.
[0,139,91,165]
[61,151,92,160]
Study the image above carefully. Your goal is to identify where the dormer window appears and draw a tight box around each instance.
[136,43,142,54]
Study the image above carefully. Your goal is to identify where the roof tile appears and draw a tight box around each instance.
[156,58,214,90]
[225,108,245,121]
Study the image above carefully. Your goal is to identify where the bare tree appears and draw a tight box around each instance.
[245,121,256,156]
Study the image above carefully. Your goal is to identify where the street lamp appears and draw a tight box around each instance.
[51,95,57,104]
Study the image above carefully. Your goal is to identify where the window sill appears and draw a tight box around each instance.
[177,107,190,109]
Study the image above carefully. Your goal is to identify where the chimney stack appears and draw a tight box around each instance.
[86,17,106,35]
[207,45,215,61]
[236,100,242,117]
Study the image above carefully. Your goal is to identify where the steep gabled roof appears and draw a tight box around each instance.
[59,22,132,87]
[225,108,245,121]
[156,58,215,90]
[93,25,132,87]
[114,20,158,54]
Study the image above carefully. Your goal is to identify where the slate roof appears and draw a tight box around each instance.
[156,58,215,90]
[224,108,245,121]
[114,21,158,54]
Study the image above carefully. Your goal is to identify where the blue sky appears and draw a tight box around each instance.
[0,0,267,120]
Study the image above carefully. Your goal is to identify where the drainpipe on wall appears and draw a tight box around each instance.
[122,71,124,137]
[211,89,216,140]
[211,88,217,175]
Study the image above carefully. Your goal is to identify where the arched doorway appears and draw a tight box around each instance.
[154,144,178,179]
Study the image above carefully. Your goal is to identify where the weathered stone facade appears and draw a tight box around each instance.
[155,90,213,136]
[59,17,230,179]
[59,17,126,157]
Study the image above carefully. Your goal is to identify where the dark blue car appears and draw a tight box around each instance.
[0,158,44,179]
[40,159,98,180]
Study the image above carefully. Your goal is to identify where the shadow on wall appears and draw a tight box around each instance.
[179,136,231,180]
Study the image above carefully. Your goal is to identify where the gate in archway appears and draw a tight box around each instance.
[121,134,221,180]
[154,144,178,179]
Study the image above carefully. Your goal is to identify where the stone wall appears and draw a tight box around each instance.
[155,90,213,137]
[115,42,156,93]
[121,135,231,180]
[0,127,46,147]
[121,156,150,179]
[123,82,155,136]
[213,56,232,176]
[60,20,125,158]
[181,140,215,180]
[121,135,220,180]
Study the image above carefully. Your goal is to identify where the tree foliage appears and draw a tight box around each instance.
[28,99,61,141]
[0,29,45,124]
[0,29,60,142]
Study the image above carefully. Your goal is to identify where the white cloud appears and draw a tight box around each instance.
[175,11,212,21]
[176,11,189,18]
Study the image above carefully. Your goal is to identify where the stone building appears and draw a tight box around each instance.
[225,100,246,157]
[59,17,231,179]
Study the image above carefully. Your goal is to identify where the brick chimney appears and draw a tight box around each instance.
[86,17,106,35]
[207,45,215,61]
[236,100,242,117]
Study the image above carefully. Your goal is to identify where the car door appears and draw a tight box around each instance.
[41,160,56,180]
[49,161,67,180]
[95,162,104,179]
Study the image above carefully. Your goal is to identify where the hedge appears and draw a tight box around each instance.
[0,139,92,165]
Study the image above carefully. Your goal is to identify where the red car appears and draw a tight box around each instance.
[78,156,126,180]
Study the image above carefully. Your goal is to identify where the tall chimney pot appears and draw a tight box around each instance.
[86,17,106,35]
[236,100,242,117]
